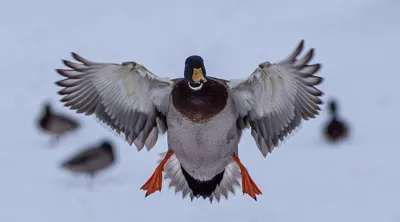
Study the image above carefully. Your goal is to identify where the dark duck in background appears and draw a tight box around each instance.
[60,140,116,187]
[38,102,80,145]
[323,99,349,143]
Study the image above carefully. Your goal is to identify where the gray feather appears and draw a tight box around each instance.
[55,53,173,151]
[229,39,324,157]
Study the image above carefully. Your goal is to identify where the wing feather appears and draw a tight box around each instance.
[229,40,323,157]
[55,53,173,150]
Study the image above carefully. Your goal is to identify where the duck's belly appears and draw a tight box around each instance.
[166,105,239,181]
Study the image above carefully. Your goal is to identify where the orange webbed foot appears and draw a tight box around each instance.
[140,150,174,197]
[232,154,262,200]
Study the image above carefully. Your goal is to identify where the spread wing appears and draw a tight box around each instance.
[55,53,173,151]
[229,40,323,157]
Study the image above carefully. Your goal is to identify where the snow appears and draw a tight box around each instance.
[1,0,399,221]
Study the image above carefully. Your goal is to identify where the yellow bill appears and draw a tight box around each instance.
[192,68,207,83]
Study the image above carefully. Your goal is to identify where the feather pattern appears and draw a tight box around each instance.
[229,40,323,157]
[159,152,241,203]
[55,53,173,150]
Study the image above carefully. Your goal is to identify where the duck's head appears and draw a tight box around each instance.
[39,102,52,127]
[101,141,114,156]
[184,55,207,91]
[328,100,338,115]
[101,141,113,150]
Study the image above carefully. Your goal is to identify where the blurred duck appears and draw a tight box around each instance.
[60,140,116,179]
[38,102,80,143]
[324,99,349,142]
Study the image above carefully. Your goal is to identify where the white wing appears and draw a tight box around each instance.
[55,53,173,151]
[229,40,323,157]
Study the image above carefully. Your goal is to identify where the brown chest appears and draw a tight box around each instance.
[171,79,229,123]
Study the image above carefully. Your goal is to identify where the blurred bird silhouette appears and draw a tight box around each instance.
[323,99,349,143]
[60,140,116,184]
[38,102,80,145]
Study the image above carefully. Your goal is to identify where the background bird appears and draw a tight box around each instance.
[37,102,80,145]
[60,140,116,185]
[323,99,349,143]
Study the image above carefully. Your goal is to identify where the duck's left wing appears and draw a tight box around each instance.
[228,40,323,157]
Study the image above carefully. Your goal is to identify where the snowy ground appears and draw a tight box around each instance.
[1,0,399,221]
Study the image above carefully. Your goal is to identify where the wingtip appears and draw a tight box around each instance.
[319,75,324,84]
[54,79,64,87]
[55,69,72,78]
[285,39,306,62]
[71,52,85,63]
[298,39,305,50]
[57,89,65,95]
[315,63,322,72]
[71,52,78,58]
[62,59,72,67]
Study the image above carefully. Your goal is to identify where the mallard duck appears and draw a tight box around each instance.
[61,140,115,178]
[55,39,323,202]
[38,102,80,143]
[323,99,349,142]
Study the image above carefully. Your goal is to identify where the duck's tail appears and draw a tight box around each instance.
[158,152,242,203]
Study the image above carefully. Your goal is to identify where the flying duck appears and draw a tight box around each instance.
[61,140,116,178]
[38,102,80,143]
[323,99,349,142]
[55,40,323,202]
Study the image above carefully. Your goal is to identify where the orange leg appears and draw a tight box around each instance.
[232,154,262,200]
[140,150,174,197]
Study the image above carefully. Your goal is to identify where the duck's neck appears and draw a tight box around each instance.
[330,110,338,120]
[44,105,52,115]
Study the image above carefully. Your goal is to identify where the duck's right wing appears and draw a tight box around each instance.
[55,53,173,151]
[229,40,323,157]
